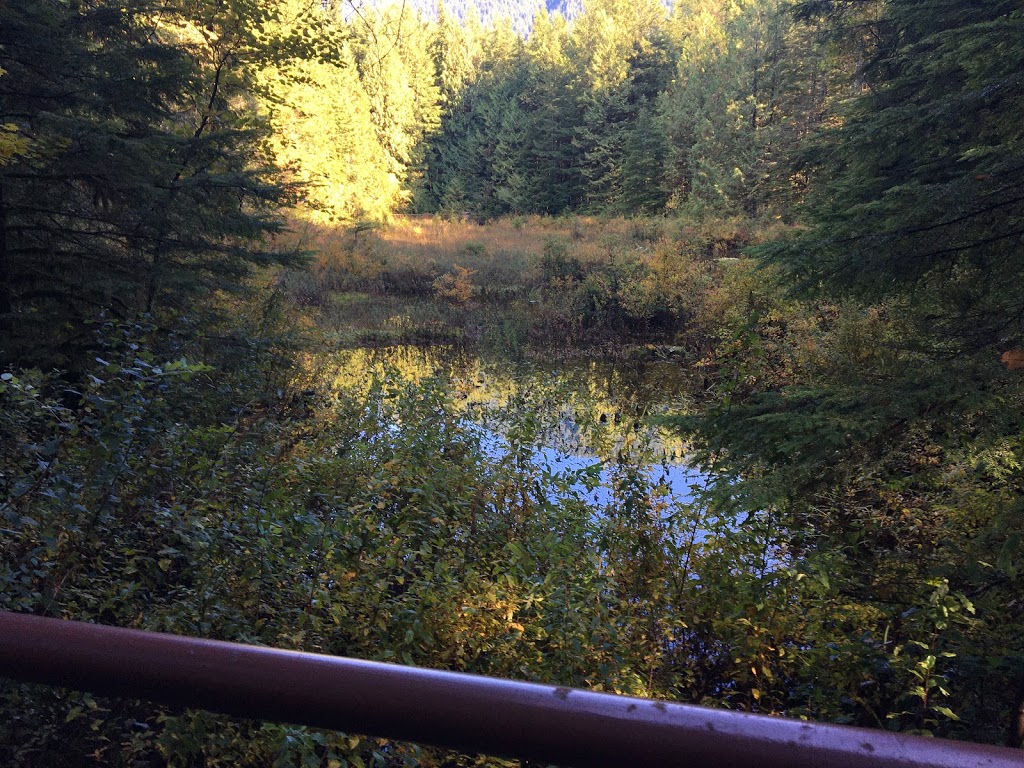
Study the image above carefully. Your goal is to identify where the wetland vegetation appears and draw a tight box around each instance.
[2,0,1024,765]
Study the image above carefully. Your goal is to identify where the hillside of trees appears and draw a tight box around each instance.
[2,0,1024,765]
[217,0,891,223]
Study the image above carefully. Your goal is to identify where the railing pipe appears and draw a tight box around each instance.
[0,612,1020,768]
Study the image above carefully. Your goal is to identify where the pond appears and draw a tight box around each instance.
[318,344,710,514]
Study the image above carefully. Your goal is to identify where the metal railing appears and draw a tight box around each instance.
[1,612,1021,768]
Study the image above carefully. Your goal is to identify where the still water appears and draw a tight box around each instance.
[320,345,709,511]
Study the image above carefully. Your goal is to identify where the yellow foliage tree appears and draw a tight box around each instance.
[256,1,399,223]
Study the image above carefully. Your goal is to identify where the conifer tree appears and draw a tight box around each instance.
[522,11,580,213]
[621,106,669,214]
[0,0,302,369]
[348,4,442,211]
[659,0,788,215]
[767,0,1024,350]
[254,0,395,223]
[569,0,671,211]
[432,0,478,107]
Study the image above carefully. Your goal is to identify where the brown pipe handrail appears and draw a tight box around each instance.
[0,612,1020,768]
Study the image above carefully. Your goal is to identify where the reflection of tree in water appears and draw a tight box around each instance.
[318,344,694,461]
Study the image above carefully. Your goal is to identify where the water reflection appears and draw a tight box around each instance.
[320,345,708,506]
[493,432,706,511]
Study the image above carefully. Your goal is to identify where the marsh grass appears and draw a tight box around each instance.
[281,214,777,354]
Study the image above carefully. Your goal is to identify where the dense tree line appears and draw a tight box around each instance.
[420,0,874,218]
[11,0,1010,367]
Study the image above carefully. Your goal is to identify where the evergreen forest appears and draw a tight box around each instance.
[2,0,1024,765]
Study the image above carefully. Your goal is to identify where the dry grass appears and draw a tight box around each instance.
[277,214,698,280]
[277,212,780,351]
[372,214,672,271]
[380,215,568,262]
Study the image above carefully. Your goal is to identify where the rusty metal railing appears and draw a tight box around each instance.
[0,612,1021,767]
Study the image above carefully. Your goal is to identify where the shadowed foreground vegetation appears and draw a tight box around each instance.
[6,210,1023,764]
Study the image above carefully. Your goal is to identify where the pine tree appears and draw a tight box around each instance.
[766,0,1024,350]
[0,0,301,369]
[521,10,581,213]
[257,0,396,223]
[348,4,442,211]
[259,41,396,223]
[621,106,669,214]
[432,0,478,107]
[568,0,671,211]
[658,0,815,217]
